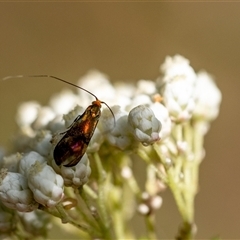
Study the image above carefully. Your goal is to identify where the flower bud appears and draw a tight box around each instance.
[113,82,134,108]
[100,106,134,150]
[138,192,162,215]
[77,70,115,105]
[150,102,171,140]
[128,105,161,146]
[18,210,51,237]
[31,130,52,156]
[16,101,40,127]
[1,153,22,172]
[193,71,222,122]
[0,169,39,212]
[63,105,84,128]
[159,55,197,122]
[108,115,134,150]
[99,105,124,133]
[49,89,79,115]
[12,127,35,153]
[137,203,149,215]
[46,115,65,133]
[60,153,91,187]
[126,94,152,112]
[162,80,196,122]
[160,55,196,85]
[150,195,162,210]
[86,127,104,153]
[136,79,157,95]
[19,151,46,176]
[31,106,55,130]
[27,161,64,207]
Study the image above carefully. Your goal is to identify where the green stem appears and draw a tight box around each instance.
[112,206,125,240]
[167,170,188,222]
[76,187,101,233]
[154,123,197,240]
[82,184,98,199]
[138,146,168,183]
[145,213,157,240]
[54,204,89,232]
[94,152,112,239]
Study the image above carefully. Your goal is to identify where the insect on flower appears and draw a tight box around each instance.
[2,75,115,167]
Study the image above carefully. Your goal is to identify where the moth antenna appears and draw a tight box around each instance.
[3,74,116,127]
[101,101,116,127]
[2,74,98,100]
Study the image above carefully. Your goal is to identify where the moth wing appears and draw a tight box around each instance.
[54,133,88,167]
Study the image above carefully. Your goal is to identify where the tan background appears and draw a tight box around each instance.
[0,2,239,239]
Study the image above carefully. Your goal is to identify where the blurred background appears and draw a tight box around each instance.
[0,2,239,239]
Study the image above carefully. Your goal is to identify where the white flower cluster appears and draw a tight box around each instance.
[159,55,221,123]
[0,152,64,212]
[0,55,221,217]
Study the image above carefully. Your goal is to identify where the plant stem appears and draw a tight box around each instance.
[153,122,198,240]
[145,213,157,240]
[54,204,90,232]
[112,206,125,240]
[94,152,112,239]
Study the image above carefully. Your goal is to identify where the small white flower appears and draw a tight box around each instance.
[63,105,84,128]
[1,153,22,172]
[48,154,61,175]
[137,203,149,215]
[113,82,135,108]
[121,166,132,179]
[46,115,65,133]
[162,78,196,122]
[138,192,162,215]
[31,130,52,156]
[159,55,197,122]
[18,210,51,236]
[19,151,46,176]
[60,153,91,187]
[99,105,126,133]
[32,107,56,130]
[49,89,79,115]
[114,82,135,98]
[128,105,161,146]
[16,101,41,127]
[136,79,157,95]
[77,70,116,105]
[86,127,104,153]
[150,195,163,210]
[27,161,64,207]
[193,71,222,122]
[126,94,152,112]
[12,127,35,153]
[150,102,172,139]
[0,169,39,212]
[160,55,196,85]
[107,115,134,150]
[101,106,134,150]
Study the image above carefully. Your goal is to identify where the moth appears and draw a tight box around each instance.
[54,98,103,167]
[3,75,115,167]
